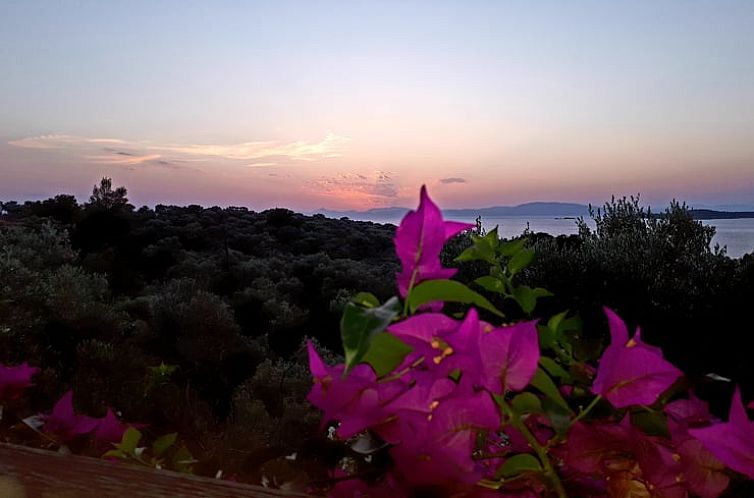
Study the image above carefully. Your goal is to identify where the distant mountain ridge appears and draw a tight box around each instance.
[314,203,754,221]
[313,202,590,220]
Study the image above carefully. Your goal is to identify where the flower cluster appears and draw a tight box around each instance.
[42,390,131,446]
[307,186,754,498]
[1,362,130,448]
[1,360,196,473]
[0,361,38,401]
[309,307,539,494]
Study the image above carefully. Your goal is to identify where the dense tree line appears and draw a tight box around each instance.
[1,179,753,480]
[0,178,398,476]
[526,198,754,411]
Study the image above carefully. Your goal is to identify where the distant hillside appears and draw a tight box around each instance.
[447,202,589,217]
[315,202,590,220]
[688,209,754,220]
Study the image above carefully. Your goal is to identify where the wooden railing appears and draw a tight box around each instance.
[0,443,311,498]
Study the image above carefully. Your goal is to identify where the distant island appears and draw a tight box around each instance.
[687,209,754,220]
[314,202,754,221]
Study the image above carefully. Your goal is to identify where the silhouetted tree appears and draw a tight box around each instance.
[88,177,129,211]
[29,194,81,224]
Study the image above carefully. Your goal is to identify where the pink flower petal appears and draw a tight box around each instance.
[0,361,38,401]
[394,186,473,296]
[592,308,682,408]
[479,320,540,393]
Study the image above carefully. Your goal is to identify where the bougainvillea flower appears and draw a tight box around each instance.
[562,419,687,498]
[387,312,459,345]
[439,308,486,378]
[387,312,460,366]
[94,408,130,446]
[389,391,500,487]
[662,394,730,498]
[394,185,474,296]
[689,386,754,479]
[43,390,99,442]
[388,309,486,381]
[591,307,682,408]
[0,361,38,401]
[374,374,458,444]
[664,393,712,427]
[478,320,540,393]
[673,435,730,498]
[306,341,391,438]
[386,377,456,415]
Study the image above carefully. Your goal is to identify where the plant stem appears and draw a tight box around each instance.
[572,395,602,425]
[403,268,419,318]
[402,268,418,316]
[501,400,568,498]
[378,355,425,383]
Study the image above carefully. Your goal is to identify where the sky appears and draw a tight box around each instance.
[1,1,753,211]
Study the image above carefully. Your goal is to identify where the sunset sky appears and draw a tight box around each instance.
[1,1,753,211]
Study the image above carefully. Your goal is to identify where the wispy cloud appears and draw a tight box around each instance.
[8,133,350,166]
[306,170,398,207]
[9,135,127,149]
[245,162,279,168]
[85,153,164,166]
[155,133,349,161]
[439,177,467,184]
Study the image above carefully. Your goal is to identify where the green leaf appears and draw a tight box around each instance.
[341,297,401,373]
[474,276,506,294]
[547,311,568,335]
[530,368,570,412]
[542,312,580,359]
[541,396,572,436]
[553,314,582,344]
[171,446,197,474]
[352,292,379,308]
[539,357,572,383]
[499,238,527,257]
[455,228,499,263]
[118,427,142,455]
[507,248,534,276]
[361,332,413,377]
[102,449,126,460]
[408,279,504,317]
[630,410,670,438]
[537,324,557,350]
[511,285,552,314]
[148,362,177,377]
[152,432,178,458]
[510,392,543,414]
[498,453,542,478]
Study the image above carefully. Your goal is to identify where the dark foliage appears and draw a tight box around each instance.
[2,182,753,485]
[521,197,754,412]
[0,180,398,477]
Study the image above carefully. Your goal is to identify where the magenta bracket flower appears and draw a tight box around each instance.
[306,341,393,438]
[94,408,131,447]
[478,319,540,394]
[388,392,501,487]
[43,390,99,442]
[689,386,754,479]
[0,361,39,402]
[394,185,474,297]
[591,307,682,408]
[561,418,695,497]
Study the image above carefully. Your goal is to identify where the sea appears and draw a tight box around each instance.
[352,214,754,258]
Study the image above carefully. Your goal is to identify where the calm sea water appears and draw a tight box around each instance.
[355,215,754,258]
